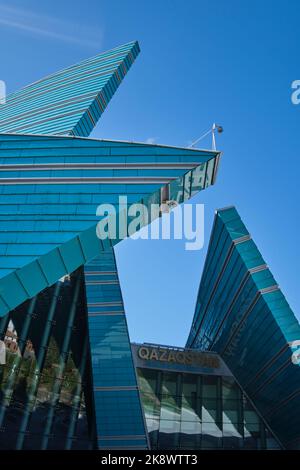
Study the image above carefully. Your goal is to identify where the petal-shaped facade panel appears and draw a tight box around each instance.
[186,206,300,449]
[84,250,149,449]
[0,42,139,137]
[0,133,220,316]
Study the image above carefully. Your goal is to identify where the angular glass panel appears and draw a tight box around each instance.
[243,398,260,425]
[265,428,281,449]
[0,271,95,450]
[204,158,215,188]
[181,395,201,422]
[137,368,158,395]
[202,375,218,398]
[180,420,201,448]
[223,423,243,449]
[201,421,222,449]
[160,394,180,421]
[161,372,177,396]
[182,373,198,398]
[158,420,180,449]
[169,177,184,204]
[243,427,262,450]
[222,399,242,424]
[183,171,192,201]
[190,163,206,196]
[202,397,219,422]
[141,392,160,420]
[222,376,240,400]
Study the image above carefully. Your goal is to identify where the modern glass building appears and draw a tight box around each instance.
[0,41,298,450]
[186,207,300,450]
[132,344,281,450]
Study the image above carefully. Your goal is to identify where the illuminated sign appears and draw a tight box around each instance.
[137,346,220,369]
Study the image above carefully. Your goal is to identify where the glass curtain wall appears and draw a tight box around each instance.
[0,269,95,450]
[137,368,281,450]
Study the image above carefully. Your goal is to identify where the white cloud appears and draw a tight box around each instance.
[145,137,157,144]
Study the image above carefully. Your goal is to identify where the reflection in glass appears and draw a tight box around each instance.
[0,270,95,450]
[138,367,281,450]
[202,421,222,449]
[160,394,180,421]
[158,419,180,449]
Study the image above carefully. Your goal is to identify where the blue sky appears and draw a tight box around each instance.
[1,0,299,346]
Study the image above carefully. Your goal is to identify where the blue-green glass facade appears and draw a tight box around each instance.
[0,38,299,451]
[0,133,219,317]
[0,41,221,450]
[132,344,281,450]
[84,251,148,449]
[0,271,95,449]
[186,207,300,449]
[0,41,140,136]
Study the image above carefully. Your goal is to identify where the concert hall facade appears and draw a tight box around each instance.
[0,41,298,450]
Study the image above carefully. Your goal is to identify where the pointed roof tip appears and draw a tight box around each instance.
[127,39,139,46]
[215,205,237,215]
[80,39,140,64]
[0,40,141,138]
[135,40,141,52]
[116,39,139,46]
[105,39,140,53]
[121,39,140,53]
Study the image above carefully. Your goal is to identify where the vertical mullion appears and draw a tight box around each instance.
[15,282,62,450]
[0,296,37,429]
[64,335,89,450]
[41,273,81,449]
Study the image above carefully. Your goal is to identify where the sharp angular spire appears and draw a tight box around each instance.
[0,41,140,136]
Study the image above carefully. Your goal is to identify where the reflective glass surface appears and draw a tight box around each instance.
[186,206,299,448]
[0,270,95,449]
[137,368,280,450]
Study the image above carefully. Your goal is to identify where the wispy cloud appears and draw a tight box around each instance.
[0,4,103,48]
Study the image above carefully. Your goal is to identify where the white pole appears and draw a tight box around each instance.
[212,123,216,150]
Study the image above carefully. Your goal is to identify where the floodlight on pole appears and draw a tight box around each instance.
[189,123,223,150]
